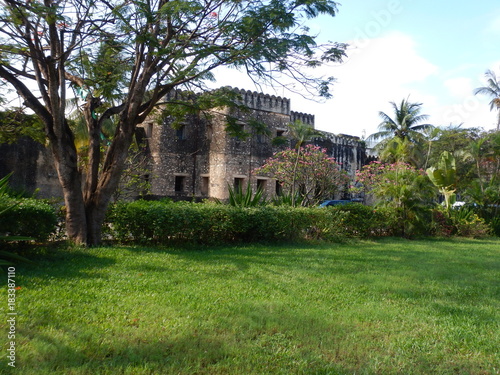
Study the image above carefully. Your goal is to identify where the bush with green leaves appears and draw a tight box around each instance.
[0,174,32,265]
[106,200,352,245]
[325,203,394,237]
[353,161,435,237]
[431,206,491,238]
[450,207,491,238]
[0,197,57,241]
[224,181,266,207]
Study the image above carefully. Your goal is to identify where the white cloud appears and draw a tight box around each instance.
[433,61,500,130]
[292,32,438,137]
[210,31,499,137]
[444,77,473,99]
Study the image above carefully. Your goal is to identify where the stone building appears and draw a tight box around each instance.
[139,88,368,201]
[0,88,369,200]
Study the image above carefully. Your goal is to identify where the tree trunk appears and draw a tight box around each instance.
[82,124,135,246]
[49,130,88,244]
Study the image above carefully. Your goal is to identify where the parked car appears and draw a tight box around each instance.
[319,200,352,207]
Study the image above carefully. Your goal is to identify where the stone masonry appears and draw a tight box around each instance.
[0,88,369,200]
[139,87,368,201]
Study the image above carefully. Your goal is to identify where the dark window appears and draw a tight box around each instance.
[275,181,283,196]
[257,179,267,191]
[234,177,244,191]
[176,126,186,140]
[201,177,209,196]
[174,176,185,192]
[276,129,285,137]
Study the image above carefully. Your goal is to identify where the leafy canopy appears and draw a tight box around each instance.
[0,0,347,245]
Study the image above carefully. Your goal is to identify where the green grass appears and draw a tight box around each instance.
[1,238,499,374]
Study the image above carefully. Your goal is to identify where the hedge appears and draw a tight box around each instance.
[0,198,58,241]
[105,201,391,245]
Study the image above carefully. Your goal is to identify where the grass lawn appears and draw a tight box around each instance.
[1,238,499,374]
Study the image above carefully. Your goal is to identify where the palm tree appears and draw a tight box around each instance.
[287,120,321,150]
[368,98,433,166]
[474,69,500,131]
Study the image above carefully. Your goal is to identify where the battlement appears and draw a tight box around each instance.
[291,111,315,127]
[230,87,291,115]
[316,131,362,145]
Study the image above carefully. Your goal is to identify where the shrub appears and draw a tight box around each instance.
[326,203,395,237]
[0,198,57,241]
[352,162,436,237]
[106,200,352,245]
[431,207,491,238]
[450,207,491,238]
[489,216,500,237]
[431,209,454,237]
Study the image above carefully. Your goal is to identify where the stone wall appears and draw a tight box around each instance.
[0,138,61,198]
[140,88,367,201]
[0,88,368,201]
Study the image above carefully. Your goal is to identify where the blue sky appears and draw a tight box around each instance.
[214,0,500,139]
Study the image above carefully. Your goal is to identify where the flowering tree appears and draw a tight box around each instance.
[255,144,348,206]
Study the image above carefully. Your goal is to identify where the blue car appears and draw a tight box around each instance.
[319,200,352,207]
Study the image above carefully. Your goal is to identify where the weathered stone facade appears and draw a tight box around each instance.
[0,138,61,198]
[0,88,369,200]
[140,88,368,201]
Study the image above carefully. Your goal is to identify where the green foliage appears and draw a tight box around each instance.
[0,109,45,144]
[431,206,491,238]
[451,208,491,238]
[226,181,266,207]
[465,179,500,228]
[74,38,129,104]
[325,203,393,237]
[426,151,457,211]
[353,161,435,237]
[106,200,416,245]
[271,191,304,206]
[106,200,364,245]
[0,197,57,241]
[0,174,36,265]
[474,69,500,130]
[368,98,434,167]
[489,216,500,237]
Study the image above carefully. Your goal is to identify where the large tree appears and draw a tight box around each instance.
[0,0,347,245]
[474,69,500,131]
[368,98,433,167]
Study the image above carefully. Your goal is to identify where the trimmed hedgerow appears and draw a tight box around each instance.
[106,201,354,245]
[0,198,57,241]
[324,203,396,237]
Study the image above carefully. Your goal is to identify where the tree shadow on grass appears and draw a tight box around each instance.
[16,311,360,375]
[7,245,117,282]
[16,296,494,375]
[160,238,499,281]
[161,239,500,316]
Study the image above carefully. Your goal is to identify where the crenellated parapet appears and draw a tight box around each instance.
[291,111,315,127]
[315,131,362,145]
[229,87,290,115]
[311,131,366,174]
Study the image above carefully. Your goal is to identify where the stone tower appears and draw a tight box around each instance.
[139,87,368,201]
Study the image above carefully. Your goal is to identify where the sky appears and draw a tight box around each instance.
[212,0,500,140]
